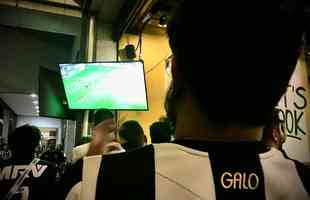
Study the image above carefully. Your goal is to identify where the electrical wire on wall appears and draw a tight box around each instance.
[145,54,172,75]
[136,13,152,60]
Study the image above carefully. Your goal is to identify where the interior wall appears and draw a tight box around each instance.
[118,33,171,142]
[0,98,17,141]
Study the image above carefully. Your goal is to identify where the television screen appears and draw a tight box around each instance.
[59,61,148,110]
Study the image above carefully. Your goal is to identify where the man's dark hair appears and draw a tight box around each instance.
[166,0,306,127]
[8,124,41,155]
[93,109,114,126]
[119,120,144,151]
[150,122,171,143]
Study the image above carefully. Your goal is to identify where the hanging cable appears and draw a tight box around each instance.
[146,54,171,75]
[135,13,152,60]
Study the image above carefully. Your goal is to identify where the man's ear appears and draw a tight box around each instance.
[272,130,279,143]
[171,55,186,93]
[171,56,178,81]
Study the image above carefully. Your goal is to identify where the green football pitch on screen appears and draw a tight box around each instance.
[59,62,148,110]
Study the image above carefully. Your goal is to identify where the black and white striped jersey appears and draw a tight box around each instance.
[65,141,310,200]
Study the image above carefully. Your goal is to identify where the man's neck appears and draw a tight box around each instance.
[175,95,263,142]
[176,126,263,142]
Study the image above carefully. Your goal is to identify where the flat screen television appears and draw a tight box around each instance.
[59,61,148,110]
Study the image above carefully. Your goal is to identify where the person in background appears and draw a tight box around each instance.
[0,142,12,162]
[144,134,148,145]
[64,0,310,199]
[47,138,57,150]
[57,109,124,200]
[71,109,118,163]
[159,116,175,139]
[262,109,288,157]
[150,121,172,143]
[41,139,66,166]
[262,109,310,173]
[0,125,57,200]
[118,120,145,151]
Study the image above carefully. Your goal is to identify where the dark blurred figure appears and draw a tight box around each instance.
[118,120,145,151]
[40,139,66,181]
[0,141,11,162]
[159,116,175,139]
[0,125,57,200]
[41,139,66,166]
[47,138,56,150]
[8,125,41,164]
[150,121,172,143]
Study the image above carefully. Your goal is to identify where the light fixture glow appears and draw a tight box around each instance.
[30,93,37,98]
[32,101,38,104]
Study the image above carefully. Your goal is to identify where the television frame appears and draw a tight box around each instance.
[58,60,149,111]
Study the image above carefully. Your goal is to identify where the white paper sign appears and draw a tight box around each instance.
[277,57,310,162]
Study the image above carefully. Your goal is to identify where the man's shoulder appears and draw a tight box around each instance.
[153,143,210,160]
[0,159,56,178]
[0,159,57,200]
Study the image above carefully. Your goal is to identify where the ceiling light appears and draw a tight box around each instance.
[158,24,167,28]
[32,101,38,104]
[159,15,168,27]
[30,93,37,98]
[35,106,39,109]
[307,52,310,55]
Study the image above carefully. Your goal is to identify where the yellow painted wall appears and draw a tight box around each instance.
[118,33,171,143]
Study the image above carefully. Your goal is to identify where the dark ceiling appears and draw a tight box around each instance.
[0,26,74,94]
